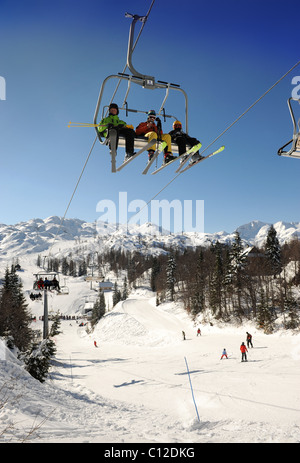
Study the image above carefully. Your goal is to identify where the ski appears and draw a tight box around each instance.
[116,139,158,172]
[179,145,225,173]
[142,141,167,175]
[108,128,118,173]
[151,142,202,175]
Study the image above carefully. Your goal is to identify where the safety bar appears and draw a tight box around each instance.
[93,74,189,142]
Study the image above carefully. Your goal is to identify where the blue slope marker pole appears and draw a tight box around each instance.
[184,356,200,422]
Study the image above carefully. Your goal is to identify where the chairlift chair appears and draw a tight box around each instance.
[93,12,189,171]
[278,97,300,159]
[33,271,69,295]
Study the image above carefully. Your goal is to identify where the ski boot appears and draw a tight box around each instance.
[148,150,155,162]
[189,153,204,165]
[180,154,188,165]
[124,152,136,161]
[164,152,176,164]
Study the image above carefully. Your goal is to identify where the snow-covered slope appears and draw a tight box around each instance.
[1,286,300,443]
[0,216,299,260]
[1,217,300,443]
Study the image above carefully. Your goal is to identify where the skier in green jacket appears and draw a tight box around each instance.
[98,103,136,160]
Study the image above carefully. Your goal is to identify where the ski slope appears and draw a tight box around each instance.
[1,283,300,443]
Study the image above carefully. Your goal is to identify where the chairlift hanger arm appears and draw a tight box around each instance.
[125,12,153,84]
[288,97,300,134]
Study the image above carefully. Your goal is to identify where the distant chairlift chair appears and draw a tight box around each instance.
[33,271,69,295]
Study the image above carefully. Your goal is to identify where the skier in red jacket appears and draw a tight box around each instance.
[240,342,248,362]
[136,110,174,163]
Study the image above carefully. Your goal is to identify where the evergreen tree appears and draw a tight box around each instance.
[91,290,106,328]
[21,339,53,383]
[257,288,274,333]
[283,291,299,330]
[20,313,62,383]
[150,257,160,292]
[69,259,77,277]
[209,242,224,318]
[166,253,176,301]
[49,313,62,337]
[225,232,246,313]
[230,232,246,276]
[61,257,69,275]
[265,225,282,276]
[78,259,87,276]
[0,266,33,351]
[127,255,137,285]
[112,282,121,307]
[122,277,129,300]
[190,250,205,318]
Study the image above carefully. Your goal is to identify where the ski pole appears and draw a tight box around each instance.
[67,121,107,128]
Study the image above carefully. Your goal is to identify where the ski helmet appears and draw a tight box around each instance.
[109,103,119,115]
[173,120,182,129]
[147,110,156,118]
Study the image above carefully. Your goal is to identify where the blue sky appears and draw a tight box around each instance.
[0,0,299,233]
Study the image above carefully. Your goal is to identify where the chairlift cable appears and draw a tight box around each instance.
[197,59,300,158]
[127,59,300,226]
[48,135,98,257]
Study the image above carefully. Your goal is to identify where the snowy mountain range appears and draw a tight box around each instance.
[0,216,300,260]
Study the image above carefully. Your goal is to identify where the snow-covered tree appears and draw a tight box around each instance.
[224,232,247,313]
[49,313,62,338]
[21,339,54,383]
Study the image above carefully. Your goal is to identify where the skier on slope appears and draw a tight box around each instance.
[220,348,228,359]
[169,120,203,164]
[240,342,248,362]
[246,332,253,348]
